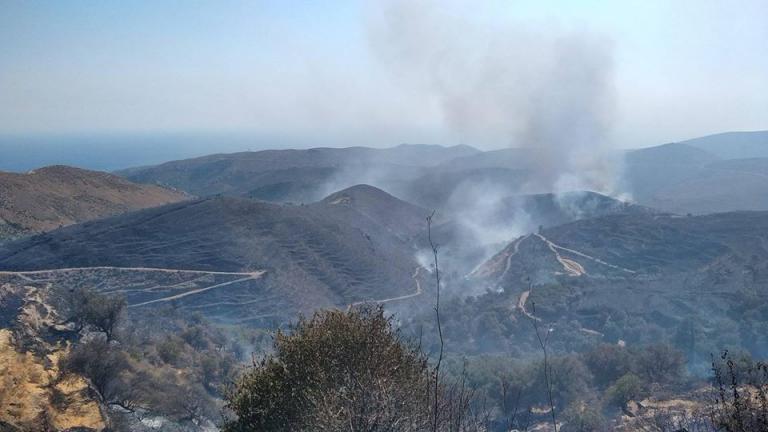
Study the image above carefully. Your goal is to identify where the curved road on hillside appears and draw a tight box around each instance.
[533,233,636,275]
[0,264,422,310]
[350,267,423,307]
[0,266,267,307]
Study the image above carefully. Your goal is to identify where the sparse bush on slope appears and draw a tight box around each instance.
[62,286,126,341]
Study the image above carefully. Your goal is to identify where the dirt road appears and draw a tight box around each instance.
[351,267,423,306]
[517,289,541,321]
[129,272,265,308]
[534,233,635,275]
[0,266,263,278]
[0,266,267,308]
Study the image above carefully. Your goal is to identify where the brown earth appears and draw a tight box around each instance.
[0,282,105,432]
[0,165,188,240]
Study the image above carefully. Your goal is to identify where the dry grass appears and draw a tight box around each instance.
[0,329,105,431]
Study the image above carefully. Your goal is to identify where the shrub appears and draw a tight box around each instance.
[634,344,686,385]
[59,337,129,401]
[156,336,185,365]
[224,307,478,432]
[64,287,126,341]
[583,344,633,388]
[560,400,608,432]
[709,351,768,432]
[605,373,643,409]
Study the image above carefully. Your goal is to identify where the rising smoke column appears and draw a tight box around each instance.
[368,0,620,195]
[368,1,625,274]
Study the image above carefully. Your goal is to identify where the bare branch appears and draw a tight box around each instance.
[427,210,445,432]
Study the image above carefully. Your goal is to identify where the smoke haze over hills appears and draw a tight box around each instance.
[370,0,619,195]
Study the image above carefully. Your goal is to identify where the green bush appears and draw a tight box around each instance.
[224,307,433,432]
[224,307,482,432]
[605,373,643,409]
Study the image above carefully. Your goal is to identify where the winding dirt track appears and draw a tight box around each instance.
[0,266,263,277]
[517,289,541,322]
[129,273,265,308]
[497,234,530,284]
[533,233,636,275]
[0,266,267,307]
[534,233,586,276]
[1,264,421,309]
[350,267,423,307]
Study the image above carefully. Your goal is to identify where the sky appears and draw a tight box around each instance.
[1,0,766,150]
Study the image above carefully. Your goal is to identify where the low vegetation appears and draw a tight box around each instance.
[224,307,486,432]
[710,351,768,431]
[52,286,244,430]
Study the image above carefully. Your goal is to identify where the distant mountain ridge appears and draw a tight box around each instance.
[117,144,480,202]
[681,130,768,159]
[623,132,768,214]
[116,130,768,215]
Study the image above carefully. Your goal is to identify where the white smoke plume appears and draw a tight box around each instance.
[368,0,619,195]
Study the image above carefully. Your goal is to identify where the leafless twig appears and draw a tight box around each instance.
[530,301,557,431]
[427,211,444,432]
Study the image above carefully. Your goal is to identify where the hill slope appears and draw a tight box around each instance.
[622,137,768,214]
[643,158,768,214]
[118,144,479,202]
[0,166,187,242]
[622,143,719,204]
[314,184,432,241]
[0,191,428,323]
[468,210,768,357]
[682,130,768,159]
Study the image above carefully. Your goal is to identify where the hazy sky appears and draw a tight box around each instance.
[1,0,766,149]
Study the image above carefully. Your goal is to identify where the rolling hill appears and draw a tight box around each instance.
[625,138,768,214]
[643,158,768,214]
[622,134,768,214]
[0,187,430,324]
[493,191,656,230]
[313,184,432,242]
[467,210,768,357]
[116,131,768,216]
[682,130,768,159]
[0,165,188,242]
[621,142,719,204]
[118,144,479,202]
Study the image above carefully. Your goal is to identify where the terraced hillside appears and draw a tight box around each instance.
[467,211,768,358]
[0,188,431,324]
[478,211,768,288]
[0,165,188,242]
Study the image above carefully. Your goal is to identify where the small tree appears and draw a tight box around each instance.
[65,287,126,341]
[59,337,129,402]
[583,344,633,388]
[224,307,480,432]
[634,344,685,385]
[605,373,643,410]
